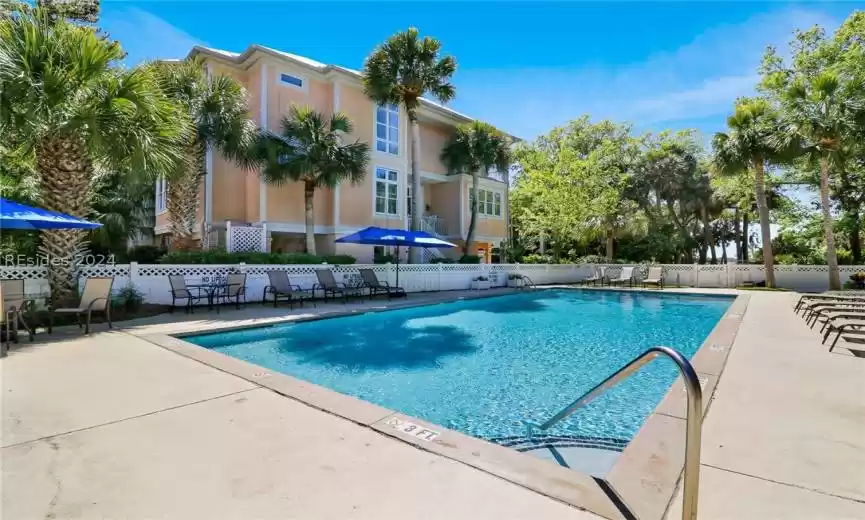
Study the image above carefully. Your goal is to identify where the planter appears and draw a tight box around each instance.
[507,277,525,288]
[471,280,491,290]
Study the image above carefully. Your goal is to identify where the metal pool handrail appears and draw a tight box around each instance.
[525,346,703,520]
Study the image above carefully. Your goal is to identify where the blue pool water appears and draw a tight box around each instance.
[185,290,731,443]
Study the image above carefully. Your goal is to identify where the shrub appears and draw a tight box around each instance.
[522,254,557,264]
[112,283,144,312]
[429,257,455,264]
[158,250,355,265]
[126,245,166,263]
[374,253,396,264]
[458,254,481,264]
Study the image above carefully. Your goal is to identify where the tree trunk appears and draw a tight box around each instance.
[464,172,479,255]
[819,155,841,290]
[304,181,316,255]
[721,241,728,264]
[851,207,862,264]
[701,202,716,264]
[605,229,614,261]
[408,119,422,263]
[741,212,749,263]
[733,207,742,262]
[167,140,205,252]
[35,134,92,305]
[753,159,775,287]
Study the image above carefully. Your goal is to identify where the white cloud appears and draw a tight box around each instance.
[100,7,206,65]
[451,7,843,139]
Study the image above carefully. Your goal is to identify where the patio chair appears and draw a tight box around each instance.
[48,277,114,335]
[608,266,635,288]
[169,275,204,313]
[218,273,247,309]
[262,270,314,308]
[359,268,406,299]
[823,317,865,352]
[582,267,606,286]
[642,266,664,289]
[806,301,865,328]
[795,294,865,314]
[313,269,347,303]
[2,279,29,354]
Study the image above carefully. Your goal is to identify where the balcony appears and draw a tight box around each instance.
[408,215,449,237]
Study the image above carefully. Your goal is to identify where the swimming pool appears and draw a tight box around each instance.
[185,290,730,447]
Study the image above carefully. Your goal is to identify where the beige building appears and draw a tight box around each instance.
[154,44,511,263]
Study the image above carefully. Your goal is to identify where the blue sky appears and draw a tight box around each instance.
[101,1,861,141]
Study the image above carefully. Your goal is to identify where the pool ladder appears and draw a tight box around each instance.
[524,346,703,520]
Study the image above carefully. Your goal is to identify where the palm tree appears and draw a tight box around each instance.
[441,121,511,256]
[151,59,256,251]
[0,8,187,302]
[713,98,783,287]
[249,106,370,254]
[362,27,456,263]
[774,72,864,290]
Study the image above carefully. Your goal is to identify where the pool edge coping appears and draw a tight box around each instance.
[140,288,748,520]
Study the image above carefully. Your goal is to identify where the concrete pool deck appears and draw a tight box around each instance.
[2,289,864,519]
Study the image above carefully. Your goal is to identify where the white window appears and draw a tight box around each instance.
[155,176,167,213]
[375,104,399,155]
[469,188,502,217]
[279,73,304,89]
[375,167,399,215]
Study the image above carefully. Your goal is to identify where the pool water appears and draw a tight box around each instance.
[185,290,730,444]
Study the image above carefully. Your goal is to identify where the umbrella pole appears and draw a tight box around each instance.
[395,246,400,287]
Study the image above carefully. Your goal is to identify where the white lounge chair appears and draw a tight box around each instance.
[642,266,664,289]
[608,266,635,288]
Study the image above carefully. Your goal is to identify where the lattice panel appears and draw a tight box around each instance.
[136,264,237,277]
[0,266,47,279]
[80,264,131,278]
[229,225,265,252]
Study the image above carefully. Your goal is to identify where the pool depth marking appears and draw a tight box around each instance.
[385,416,440,442]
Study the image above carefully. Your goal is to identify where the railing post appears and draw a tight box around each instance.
[226,220,233,252]
[693,263,700,288]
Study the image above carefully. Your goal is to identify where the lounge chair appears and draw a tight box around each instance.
[314,269,347,303]
[608,266,635,287]
[48,277,114,335]
[642,266,664,289]
[822,317,865,352]
[583,267,606,286]
[169,275,204,313]
[795,294,865,314]
[218,273,247,309]
[2,279,30,354]
[359,268,406,299]
[806,302,865,329]
[262,270,314,308]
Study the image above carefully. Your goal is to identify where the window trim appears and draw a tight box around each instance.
[373,166,400,217]
[155,176,167,214]
[374,103,400,156]
[277,71,308,92]
[469,187,503,218]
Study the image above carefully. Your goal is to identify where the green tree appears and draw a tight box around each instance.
[0,8,187,301]
[151,59,256,251]
[713,98,784,287]
[362,27,456,263]
[761,16,865,289]
[249,106,370,255]
[440,121,511,255]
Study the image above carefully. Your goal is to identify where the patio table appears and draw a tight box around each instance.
[186,282,233,313]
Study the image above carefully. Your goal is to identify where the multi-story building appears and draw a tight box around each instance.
[155,44,512,263]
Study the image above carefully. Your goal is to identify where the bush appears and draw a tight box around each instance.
[112,283,144,312]
[429,257,455,264]
[458,254,481,264]
[374,253,396,264]
[158,250,355,265]
[126,245,166,263]
[522,254,557,264]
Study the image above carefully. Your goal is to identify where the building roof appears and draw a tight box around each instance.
[188,44,517,140]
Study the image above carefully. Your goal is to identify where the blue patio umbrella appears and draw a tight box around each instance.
[0,198,102,230]
[335,226,457,286]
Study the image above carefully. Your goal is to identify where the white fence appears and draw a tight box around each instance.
[1,263,863,305]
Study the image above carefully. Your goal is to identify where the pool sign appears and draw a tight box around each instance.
[384,416,440,442]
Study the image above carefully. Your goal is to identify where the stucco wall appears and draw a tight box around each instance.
[419,123,452,175]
